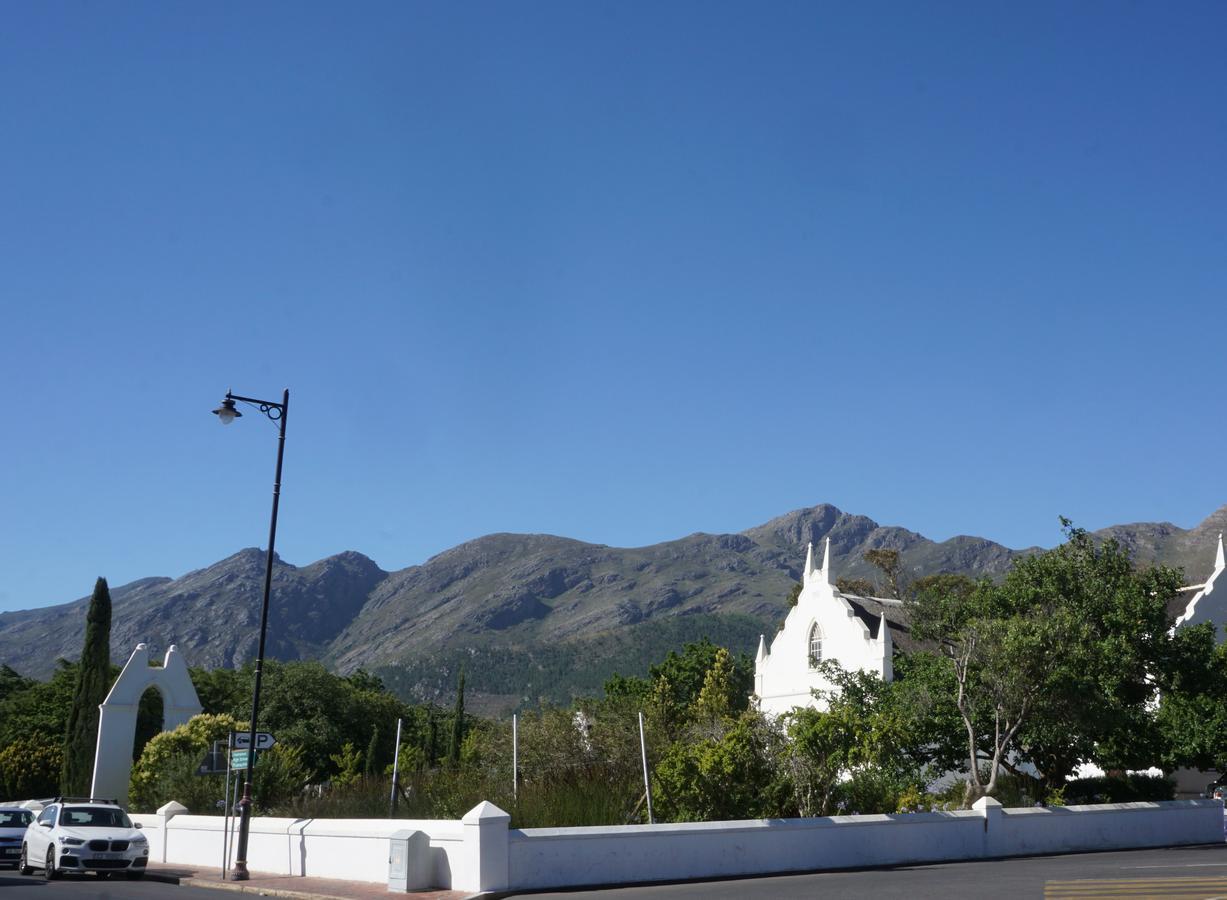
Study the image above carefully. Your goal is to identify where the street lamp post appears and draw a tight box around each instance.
[212,388,289,882]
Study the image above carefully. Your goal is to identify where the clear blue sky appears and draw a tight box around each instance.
[2,1,1224,613]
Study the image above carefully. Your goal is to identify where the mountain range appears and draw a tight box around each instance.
[3,503,1223,715]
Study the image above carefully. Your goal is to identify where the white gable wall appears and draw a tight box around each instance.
[1174,534,1225,635]
[755,540,892,718]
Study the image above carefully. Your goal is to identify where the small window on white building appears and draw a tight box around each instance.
[808,623,823,668]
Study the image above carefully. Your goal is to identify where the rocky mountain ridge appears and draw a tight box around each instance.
[2,503,1223,713]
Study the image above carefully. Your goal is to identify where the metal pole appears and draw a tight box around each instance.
[228,777,241,870]
[389,717,403,817]
[512,714,518,801]
[232,388,288,881]
[221,737,232,877]
[638,712,654,825]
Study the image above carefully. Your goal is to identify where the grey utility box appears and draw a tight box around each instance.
[387,829,433,892]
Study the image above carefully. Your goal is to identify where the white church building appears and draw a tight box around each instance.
[754,533,1227,719]
[754,539,897,717]
[1174,534,1225,634]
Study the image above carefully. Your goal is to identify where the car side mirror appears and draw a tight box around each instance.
[39,822,52,828]
[134,823,142,829]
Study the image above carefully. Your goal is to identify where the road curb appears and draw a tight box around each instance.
[174,876,364,900]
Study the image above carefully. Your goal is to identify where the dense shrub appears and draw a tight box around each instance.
[0,736,63,800]
[130,713,243,812]
[1061,773,1175,805]
[652,712,784,822]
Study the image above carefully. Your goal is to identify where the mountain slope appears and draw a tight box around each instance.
[0,549,386,678]
[2,503,1223,713]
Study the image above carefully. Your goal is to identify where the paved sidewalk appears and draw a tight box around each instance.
[146,862,473,900]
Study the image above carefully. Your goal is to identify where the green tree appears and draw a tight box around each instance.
[908,573,976,600]
[835,577,876,597]
[0,660,79,748]
[236,660,410,780]
[250,744,311,811]
[0,736,63,799]
[130,711,309,814]
[189,666,249,715]
[364,725,381,777]
[783,662,928,816]
[0,664,31,705]
[693,648,739,725]
[647,639,753,713]
[129,712,243,811]
[909,521,1186,804]
[652,711,783,822]
[1155,623,1227,773]
[601,672,653,705]
[863,548,903,599]
[329,742,363,786]
[62,577,113,795]
[888,650,967,776]
[448,666,466,767]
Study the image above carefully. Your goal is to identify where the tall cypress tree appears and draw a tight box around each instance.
[364,725,380,777]
[62,577,113,796]
[448,666,466,767]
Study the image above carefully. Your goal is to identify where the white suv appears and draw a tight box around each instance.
[21,798,149,880]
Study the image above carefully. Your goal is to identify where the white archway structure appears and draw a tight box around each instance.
[91,643,202,805]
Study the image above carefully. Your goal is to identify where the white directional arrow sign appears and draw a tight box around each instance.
[232,732,277,751]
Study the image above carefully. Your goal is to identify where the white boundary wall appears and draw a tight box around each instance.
[133,798,1223,893]
[131,804,465,888]
[508,799,1223,891]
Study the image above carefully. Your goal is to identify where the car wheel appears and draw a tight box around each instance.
[18,844,33,876]
[44,847,59,881]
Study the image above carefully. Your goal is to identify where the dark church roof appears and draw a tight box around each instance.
[837,592,917,652]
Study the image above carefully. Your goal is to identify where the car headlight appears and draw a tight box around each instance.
[131,835,147,843]
[59,837,84,846]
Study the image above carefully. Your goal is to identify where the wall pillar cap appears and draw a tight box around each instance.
[157,801,188,818]
[973,796,1003,810]
[462,800,511,824]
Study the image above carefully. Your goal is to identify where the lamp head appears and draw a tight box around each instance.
[212,396,242,425]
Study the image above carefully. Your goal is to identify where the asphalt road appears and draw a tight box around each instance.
[0,870,218,899]
[3,844,1225,899]
[507,843,1227,899]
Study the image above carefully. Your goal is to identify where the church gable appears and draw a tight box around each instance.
[754,539,893,717]
[1175,534,1226,637]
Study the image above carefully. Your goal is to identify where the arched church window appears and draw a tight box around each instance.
[808,623,823,668]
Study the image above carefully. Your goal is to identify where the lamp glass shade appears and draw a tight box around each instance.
[213,400,242,424]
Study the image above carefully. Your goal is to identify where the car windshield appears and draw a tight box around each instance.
[0,810,33,827]
[59,807,132,828]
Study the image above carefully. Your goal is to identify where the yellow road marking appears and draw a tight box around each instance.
[1045,876,1227,898]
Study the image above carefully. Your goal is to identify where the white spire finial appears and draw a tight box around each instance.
[822,537,833,584]
[756,634,767,663]
[1216,533,1224,572]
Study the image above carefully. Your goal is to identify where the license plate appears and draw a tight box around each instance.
[2,848,18,856]
[91,852,122,859]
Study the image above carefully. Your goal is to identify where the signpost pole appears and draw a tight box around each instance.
[389,718,403,817]
[638,712,654,825]
[228,777,241,870]
[512,714,518,801]
[221,736,232,876]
